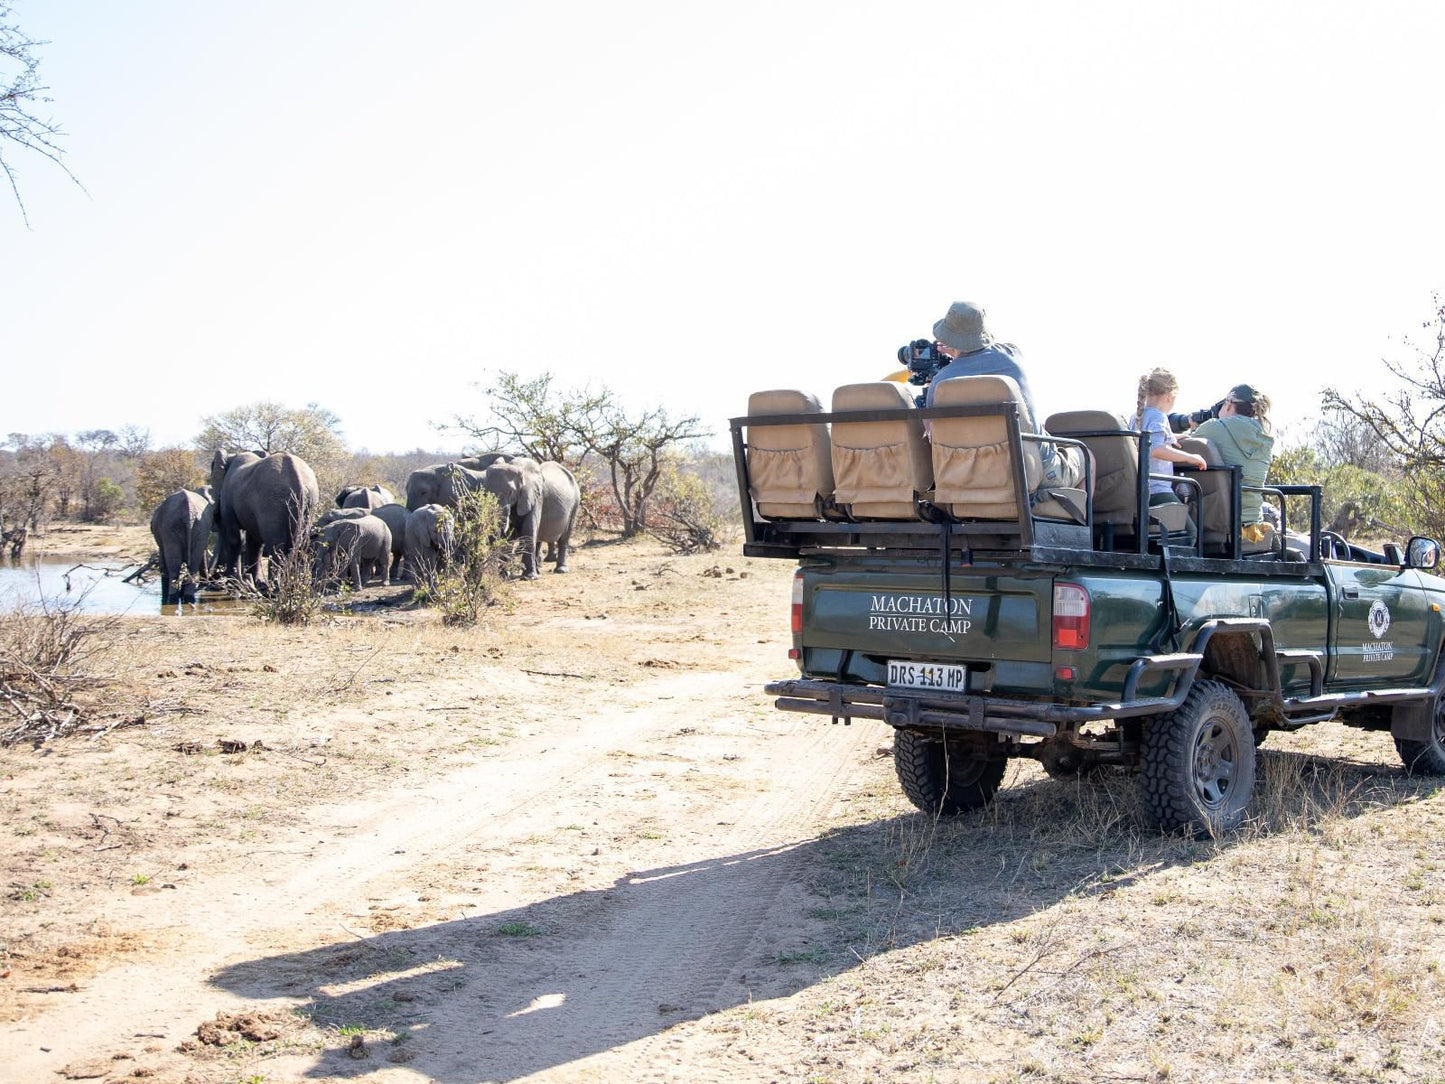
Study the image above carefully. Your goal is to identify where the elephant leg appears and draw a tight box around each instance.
[350,557,363,590]
[554,506,577,573]
[159,557,174,605]
[243,537,263,588]
[518,517,541,579]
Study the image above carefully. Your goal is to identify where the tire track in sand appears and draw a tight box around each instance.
[4,666,882,1084]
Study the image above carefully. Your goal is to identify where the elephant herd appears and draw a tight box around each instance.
[148,450,581,604]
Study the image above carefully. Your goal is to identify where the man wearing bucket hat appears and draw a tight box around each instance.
[925,300,1085,490]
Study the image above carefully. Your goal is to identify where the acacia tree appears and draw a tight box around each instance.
[1322,298,1445,537]
[583,402,709,536]
[448,371,708,537]
[1,4,79,224]
[447,372,605,468]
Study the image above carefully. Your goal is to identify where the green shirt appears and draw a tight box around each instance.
[1192,415,1275,525]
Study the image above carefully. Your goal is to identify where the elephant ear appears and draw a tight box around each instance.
[209,450,229,493]
[514,460,544,517]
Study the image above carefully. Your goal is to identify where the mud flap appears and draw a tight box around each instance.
[1391,699,1435,743]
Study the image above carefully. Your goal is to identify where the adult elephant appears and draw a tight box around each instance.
[149,488,215,604]
[336,484,395,511]
[441,458,579,579]
[405,452,520,510]
[209,450,320,585]
[404,504,452,582]
[314,514,391,590]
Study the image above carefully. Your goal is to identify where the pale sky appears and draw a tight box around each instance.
[4,1,1443,455]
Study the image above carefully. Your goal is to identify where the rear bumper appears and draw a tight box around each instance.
[765,652,1204,737]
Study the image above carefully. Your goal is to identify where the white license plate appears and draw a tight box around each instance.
[887,660,966,692]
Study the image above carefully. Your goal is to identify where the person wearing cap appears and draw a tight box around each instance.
[925,300,1085,489]
[1191,384,1275,526]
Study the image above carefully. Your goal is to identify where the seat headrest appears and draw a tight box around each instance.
[1045,410,1128,435]
[747,389,824,415]
[832,382,914,411]
[933,375,1035,429]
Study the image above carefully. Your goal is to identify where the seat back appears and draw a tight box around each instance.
[1045,410,1137,528]
[930,376,1041,520]
[1178,436,1278,556]
[829,382,932,519]
[1177,436,1231,552]
[745,389,834,519]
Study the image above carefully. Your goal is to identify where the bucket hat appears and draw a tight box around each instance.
[932,301,991,354]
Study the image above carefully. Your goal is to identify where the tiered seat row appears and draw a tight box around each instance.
[743,377,1087,540]
[741,380,1287,559]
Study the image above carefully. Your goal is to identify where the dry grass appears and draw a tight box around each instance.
[741,732,1445,1083]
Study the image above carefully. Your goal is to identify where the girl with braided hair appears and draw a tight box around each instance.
[1130,369,1208,516]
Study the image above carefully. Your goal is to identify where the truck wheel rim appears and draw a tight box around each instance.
[1193,720,1238,807]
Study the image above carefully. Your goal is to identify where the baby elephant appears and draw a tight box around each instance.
[314,514,392,590]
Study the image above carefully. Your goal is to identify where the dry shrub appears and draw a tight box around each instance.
[415,488,511,626]
[0,597,117,745]
[647,467,723,555]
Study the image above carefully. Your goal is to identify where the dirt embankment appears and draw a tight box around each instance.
[3,535,1444,1083]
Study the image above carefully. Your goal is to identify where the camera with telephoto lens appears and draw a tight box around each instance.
[1168,399,1226,434]
[898,339,948,386]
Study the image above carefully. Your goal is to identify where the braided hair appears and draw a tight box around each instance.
[1132,368,1179,428]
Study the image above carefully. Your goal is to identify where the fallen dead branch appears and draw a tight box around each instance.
[0,597,120,747]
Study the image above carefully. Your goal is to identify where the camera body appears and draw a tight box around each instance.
[898,339,948,386]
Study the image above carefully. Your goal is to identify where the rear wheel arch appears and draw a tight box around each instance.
[1196,630,1269,697]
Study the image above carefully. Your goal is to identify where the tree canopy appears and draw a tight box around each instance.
[1,4,78,224]
[1320,298,1445,537]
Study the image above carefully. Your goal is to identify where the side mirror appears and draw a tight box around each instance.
[1406,536,1441,570]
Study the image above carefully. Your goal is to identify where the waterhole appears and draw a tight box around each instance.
[0,557,248,616]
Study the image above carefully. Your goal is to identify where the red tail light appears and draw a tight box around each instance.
[791,569,804,634]
[1052,582,1090,650]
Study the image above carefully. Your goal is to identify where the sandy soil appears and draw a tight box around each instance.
[3,527,1445,1083]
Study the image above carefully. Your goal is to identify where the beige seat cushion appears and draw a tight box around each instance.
[829,382,932,519]
[930,376,1043,520]
[745,390,833,519]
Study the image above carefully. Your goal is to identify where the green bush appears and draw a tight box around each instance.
[420,489,511,626]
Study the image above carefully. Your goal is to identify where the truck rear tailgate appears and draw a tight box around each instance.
[802,564,1054,664]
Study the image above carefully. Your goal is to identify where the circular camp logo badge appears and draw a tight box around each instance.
[1368,599,1391,640]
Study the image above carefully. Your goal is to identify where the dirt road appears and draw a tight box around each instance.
[2,541,888,1082]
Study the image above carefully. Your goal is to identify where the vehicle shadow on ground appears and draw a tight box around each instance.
[210,748,1439,1081]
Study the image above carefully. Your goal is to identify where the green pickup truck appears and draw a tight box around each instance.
[731,379,1445,834]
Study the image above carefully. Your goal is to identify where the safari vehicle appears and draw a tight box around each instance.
[729,378,1445,834]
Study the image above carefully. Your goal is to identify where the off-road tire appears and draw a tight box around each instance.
[1395,694,1445,776]
[893,729,1006,815]
[1141,679,1256,835]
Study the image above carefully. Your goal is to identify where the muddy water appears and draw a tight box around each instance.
[0,557,248,616]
